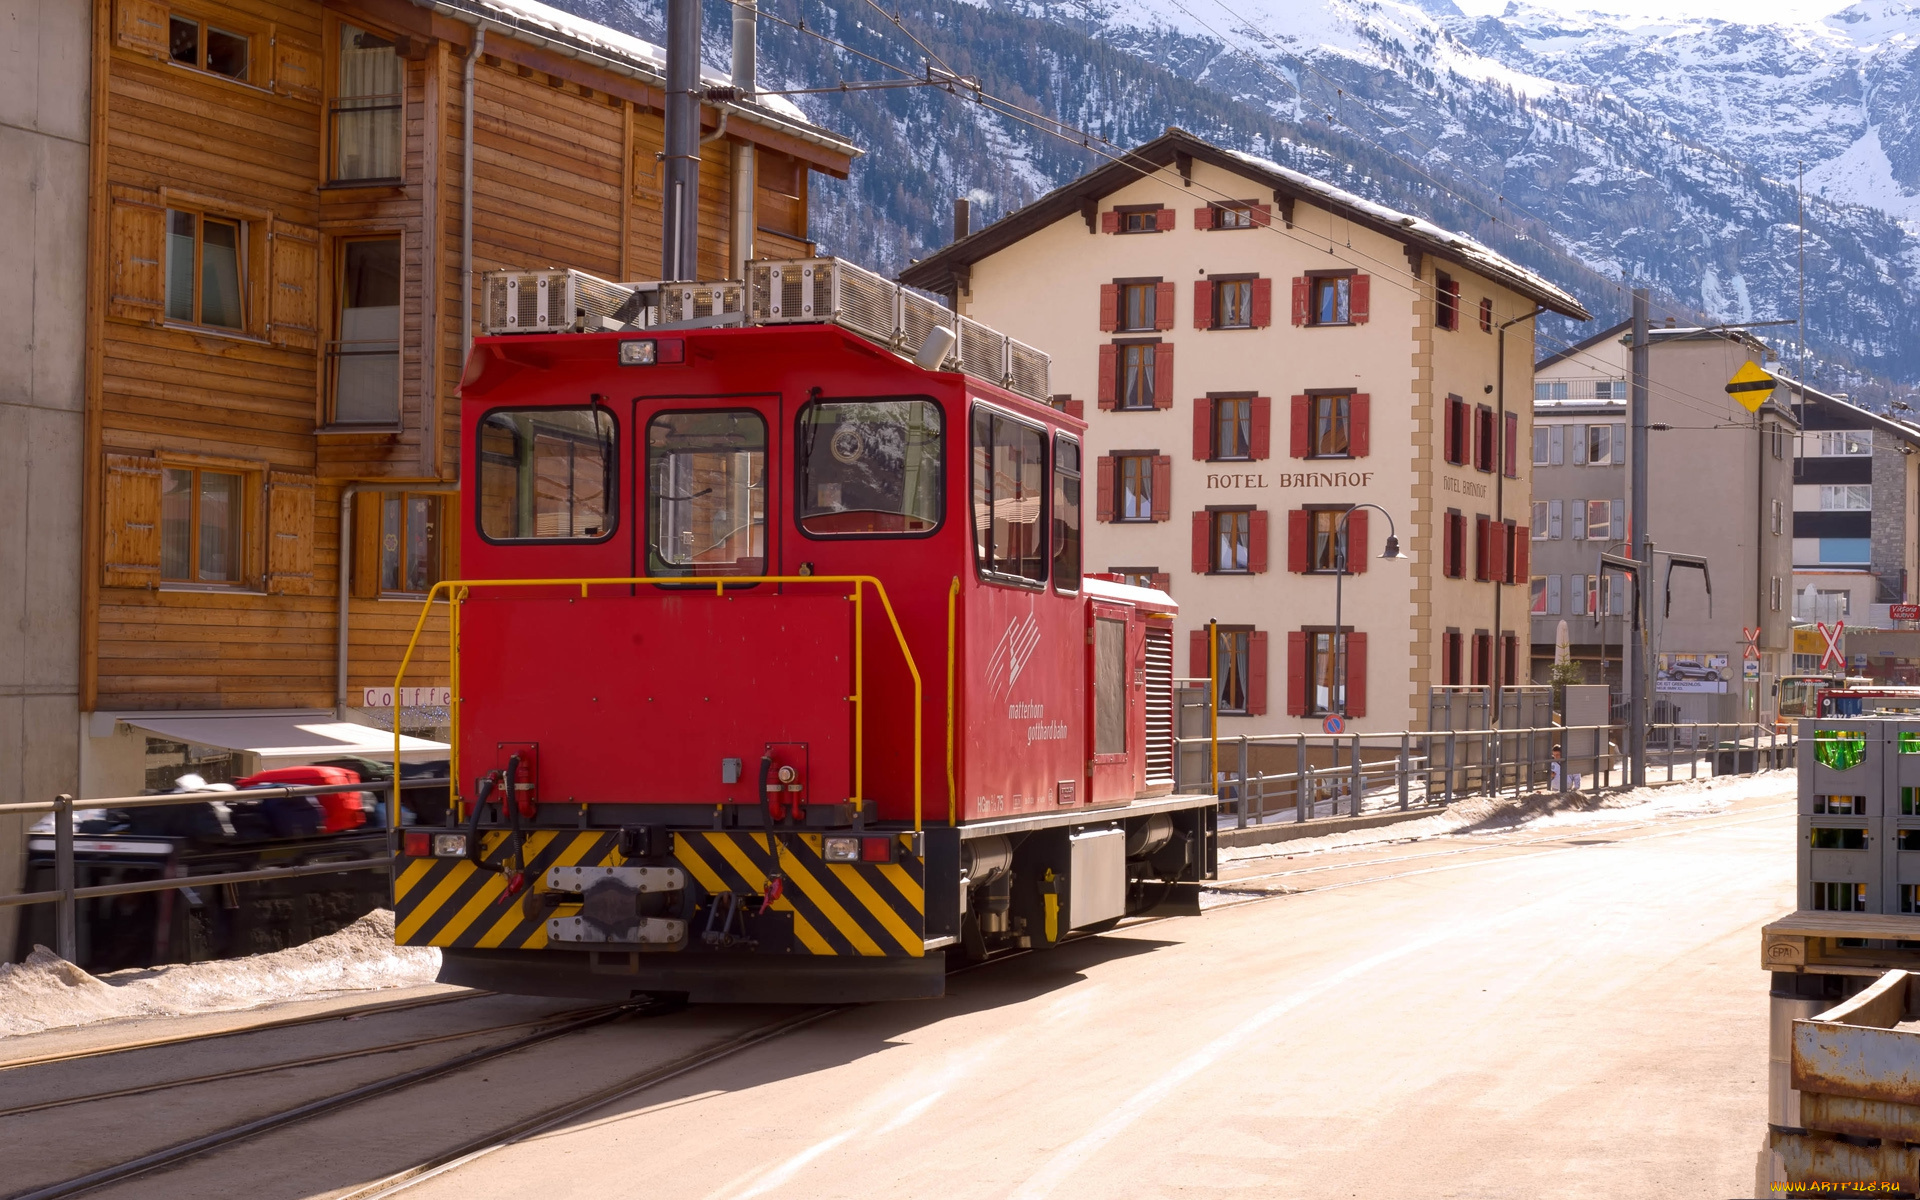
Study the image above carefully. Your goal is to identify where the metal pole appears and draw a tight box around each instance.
[729,0,757,280]
[1628,286,1650,787]
[1398,732,1410,810]
[54,793,75,962]
[1209,619,1220,797]
[663,0,702,281]
[1334,538,1345,719]
[1295,733,1307,822]
[1350,733,1363,816]
[1238,736,1249,826]
[460,26,486,364]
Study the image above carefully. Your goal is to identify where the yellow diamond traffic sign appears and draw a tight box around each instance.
[1725,360,1775,413]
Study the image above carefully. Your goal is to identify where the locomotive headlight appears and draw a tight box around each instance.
[432,833,470,858]
[618,339,657,366]
[823,837,860,862]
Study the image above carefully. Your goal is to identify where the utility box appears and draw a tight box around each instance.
[1068,828,1126,929]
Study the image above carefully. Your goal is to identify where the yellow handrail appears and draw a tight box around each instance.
[392,574,926,830]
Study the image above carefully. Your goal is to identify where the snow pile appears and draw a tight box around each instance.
[0,910,440,1038]
[1221,769,1795,865]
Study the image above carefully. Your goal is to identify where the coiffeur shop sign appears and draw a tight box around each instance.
[1208,471,1377,488]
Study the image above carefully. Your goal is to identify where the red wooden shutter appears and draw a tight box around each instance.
[1097,344,1117,409]
[1101,210,1120,234]
[1249,630,1270,716]
[1441,632,1456,687]
[1095,455,1114,521]
[1151,456,1172,522]
[1250,396,1272,460]
[1191,512,1210,574]
[1155,281,1175,331]
[1443,398,1460,464]
[1287,508,1309,574]
[1251,202,1272,227]
[1150,572,1170,593]
[1347,508,1368,574]
[1344,632,1367,718]
[1249,509,1269,574]
[1099,283,1118,332]
[1490,517,1507,581]
[1291,277,1309,325]
[1193,399,1211,460]
[1289,395,1309,458]
[1194,206,1212,230]
[1349,393,1370,458]
[1155,208,1177,231]
[1442,513,1456,578]
[1251,277,1272,328]
[1153,344,1173,408]
[1191,629,1210,678]
[1193,280,1213,330]
[1443,280,1460,329]
[1351,274,1371,324]
[1503,412,1519,477]
[1474,514,1490,580]
[1285,631,1307,716]
[1513,525,1530,584]
[1064,399,1084,419]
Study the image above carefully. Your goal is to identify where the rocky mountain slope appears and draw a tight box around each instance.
[569,0,1920,394]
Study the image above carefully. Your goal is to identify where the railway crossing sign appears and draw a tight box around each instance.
[1725,361,1776,413]
[1816,621,1847,671]
[1741,627,1761,660]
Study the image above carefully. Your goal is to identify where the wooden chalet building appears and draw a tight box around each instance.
[77,0,855,793]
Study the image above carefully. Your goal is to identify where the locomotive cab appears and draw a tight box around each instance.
[393,260,1218,1002]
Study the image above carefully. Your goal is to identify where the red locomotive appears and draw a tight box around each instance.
[390,259,1217,1002]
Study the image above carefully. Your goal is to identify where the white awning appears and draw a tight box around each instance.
[115,710,448,767]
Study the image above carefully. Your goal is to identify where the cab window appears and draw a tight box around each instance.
[971,406,1047,584]
[647,410,766,577]
[796,397,942,536]
[477,408,616,542]
[1053,434,1081,592]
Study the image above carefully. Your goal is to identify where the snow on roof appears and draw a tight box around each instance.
[1219,146,1586,315]
[441,0,816,127]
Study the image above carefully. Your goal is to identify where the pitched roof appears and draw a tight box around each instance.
[411,0,860,168]
[1535,319,1629,370]
[1785,377,1920,448]
[898,127,1590,320]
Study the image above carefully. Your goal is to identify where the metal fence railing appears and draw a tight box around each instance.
[0,779,445,962]
[1185,722,1797,833]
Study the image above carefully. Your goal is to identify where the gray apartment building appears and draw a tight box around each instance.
[1529,321,1796,725]
[1785,381,1920,639]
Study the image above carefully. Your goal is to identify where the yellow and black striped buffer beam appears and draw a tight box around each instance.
[394,830,619,950]
[393,830,925,957]
[674,832,926,958]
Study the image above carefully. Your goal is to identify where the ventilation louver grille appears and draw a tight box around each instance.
[1144,627,1175,787]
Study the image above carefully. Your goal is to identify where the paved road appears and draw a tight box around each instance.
[359,791,1790,1200]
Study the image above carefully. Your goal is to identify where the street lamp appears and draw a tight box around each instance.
[1331,503,1404,719]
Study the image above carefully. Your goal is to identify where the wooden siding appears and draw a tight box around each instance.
[85,0,829,713]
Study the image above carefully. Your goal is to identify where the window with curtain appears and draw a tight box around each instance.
[380,493,442,594]
[333,24,404,182]
[331,238,401,424]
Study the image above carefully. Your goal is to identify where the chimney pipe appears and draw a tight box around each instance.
[954,197,970,243]
[663,0,701,282]
[729,0,756,281]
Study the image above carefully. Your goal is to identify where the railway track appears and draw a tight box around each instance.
[3,798,1792,1200]
[0,988,489,1072]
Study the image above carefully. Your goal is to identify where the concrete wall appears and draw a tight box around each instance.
[1871,436,1908,603]
[0,0,90,955]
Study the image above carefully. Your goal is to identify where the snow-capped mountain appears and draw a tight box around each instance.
[565,0,1920,394]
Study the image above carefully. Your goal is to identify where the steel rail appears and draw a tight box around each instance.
[0,1006,617,1119]
[390,575,925,828]
[0,990,488,1073]
[335,1006,847,1200]
[5,1000,659,1200]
